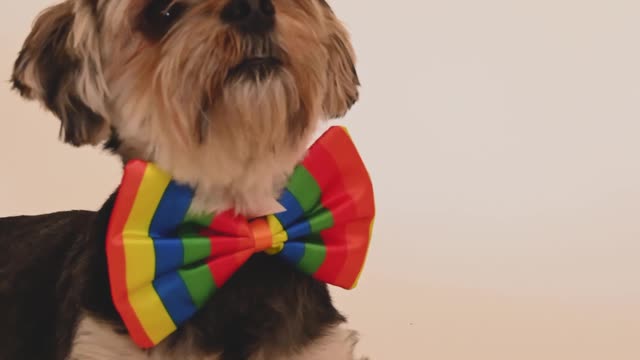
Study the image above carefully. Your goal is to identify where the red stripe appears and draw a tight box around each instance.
[322,128,375,219]
[302,130,340,191]
[105,160,154,348]
[195,211,254,261]
[304,130,359,222]
[323,220,372,288]
[304,128,375,287]
[206,210,255,288]
[303,133,352,284]
[322,130,375,286]
[202,235,254,257]
[207,249,254,287]
[209,210,250,237]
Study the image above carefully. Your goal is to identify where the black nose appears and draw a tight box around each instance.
[221,0,275,34]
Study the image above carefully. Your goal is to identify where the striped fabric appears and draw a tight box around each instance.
[106,126,375,348]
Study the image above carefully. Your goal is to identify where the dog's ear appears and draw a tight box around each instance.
[11,2,109,146]
[322,14,360,119]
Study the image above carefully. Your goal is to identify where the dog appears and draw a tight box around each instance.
[0,0,363,359]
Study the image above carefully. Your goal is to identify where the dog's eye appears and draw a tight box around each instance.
[139,0,187,41]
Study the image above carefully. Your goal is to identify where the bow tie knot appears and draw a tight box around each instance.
[250,215,288,254]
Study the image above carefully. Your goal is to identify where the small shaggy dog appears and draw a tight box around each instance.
[0,0,363,359]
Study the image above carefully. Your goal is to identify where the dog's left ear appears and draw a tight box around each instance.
[322,16,360,119]
[11,1,110,147]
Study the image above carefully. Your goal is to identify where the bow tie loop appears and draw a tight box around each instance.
[106,126,375,349]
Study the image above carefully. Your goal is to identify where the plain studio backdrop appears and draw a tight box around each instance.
[1,1,639,359]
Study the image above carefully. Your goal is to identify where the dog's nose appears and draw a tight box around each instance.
[221,0,276,34]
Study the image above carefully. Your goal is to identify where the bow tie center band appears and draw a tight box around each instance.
[106,126,376,348]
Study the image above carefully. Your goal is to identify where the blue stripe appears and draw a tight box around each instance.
[276,188,311,264]
[279,242,306,265]
[153,272,198,327]
[275,190,304,227]
[152,237,186,276]
[150,181,193,277]
[284,220,312,240]
[150,181,194,237]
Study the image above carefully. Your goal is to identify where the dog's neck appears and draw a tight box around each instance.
[184,152,304,218]
[111,125,319,218]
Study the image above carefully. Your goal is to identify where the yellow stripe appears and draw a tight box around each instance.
[339,126,351,138]
[122,164,174,338]
[264,215,288,255]
[123,164,171,290]
[128,284,177,344]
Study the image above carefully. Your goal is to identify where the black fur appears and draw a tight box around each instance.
[0,211,92,360]
[103,127,123,154]
[10,2,107,147]
[137,0,188,42]
[0,191,345,360]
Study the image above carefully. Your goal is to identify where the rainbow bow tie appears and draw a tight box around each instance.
[105,126,375,348]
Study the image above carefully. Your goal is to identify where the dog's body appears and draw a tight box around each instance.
[0,198,357,360]
[1,0,363,359]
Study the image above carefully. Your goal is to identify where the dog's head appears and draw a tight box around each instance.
[12,0,359,213]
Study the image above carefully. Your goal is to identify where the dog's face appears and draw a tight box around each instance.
[12,0,359,213]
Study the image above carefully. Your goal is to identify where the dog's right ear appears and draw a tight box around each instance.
[11,1,110,147]
[320,7,360,120]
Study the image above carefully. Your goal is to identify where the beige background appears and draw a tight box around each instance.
[2,1,640,359]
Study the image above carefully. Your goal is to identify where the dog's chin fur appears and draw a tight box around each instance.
[114,71,318,216]
[4,0,363,359]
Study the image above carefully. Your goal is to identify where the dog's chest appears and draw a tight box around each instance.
[69,317,220,360]
[69,316,363,360]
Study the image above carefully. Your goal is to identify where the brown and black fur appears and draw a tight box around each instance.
[2,0,361,359]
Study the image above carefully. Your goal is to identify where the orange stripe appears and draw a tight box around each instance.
[106,160,154,348]
[249,218,273,252]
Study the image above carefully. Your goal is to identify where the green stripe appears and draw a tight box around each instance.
[182,236,212,266]
[178,266,217,308]
[287,166,321,212]
[288,165,331,274]
[308,208,334,233]
[183,212,215,227]
[298,234,327,274]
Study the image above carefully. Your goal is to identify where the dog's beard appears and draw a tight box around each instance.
[212,70,303,152]
[183,71,319,215]
[109,60,320,215]
[103,19,329,214]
